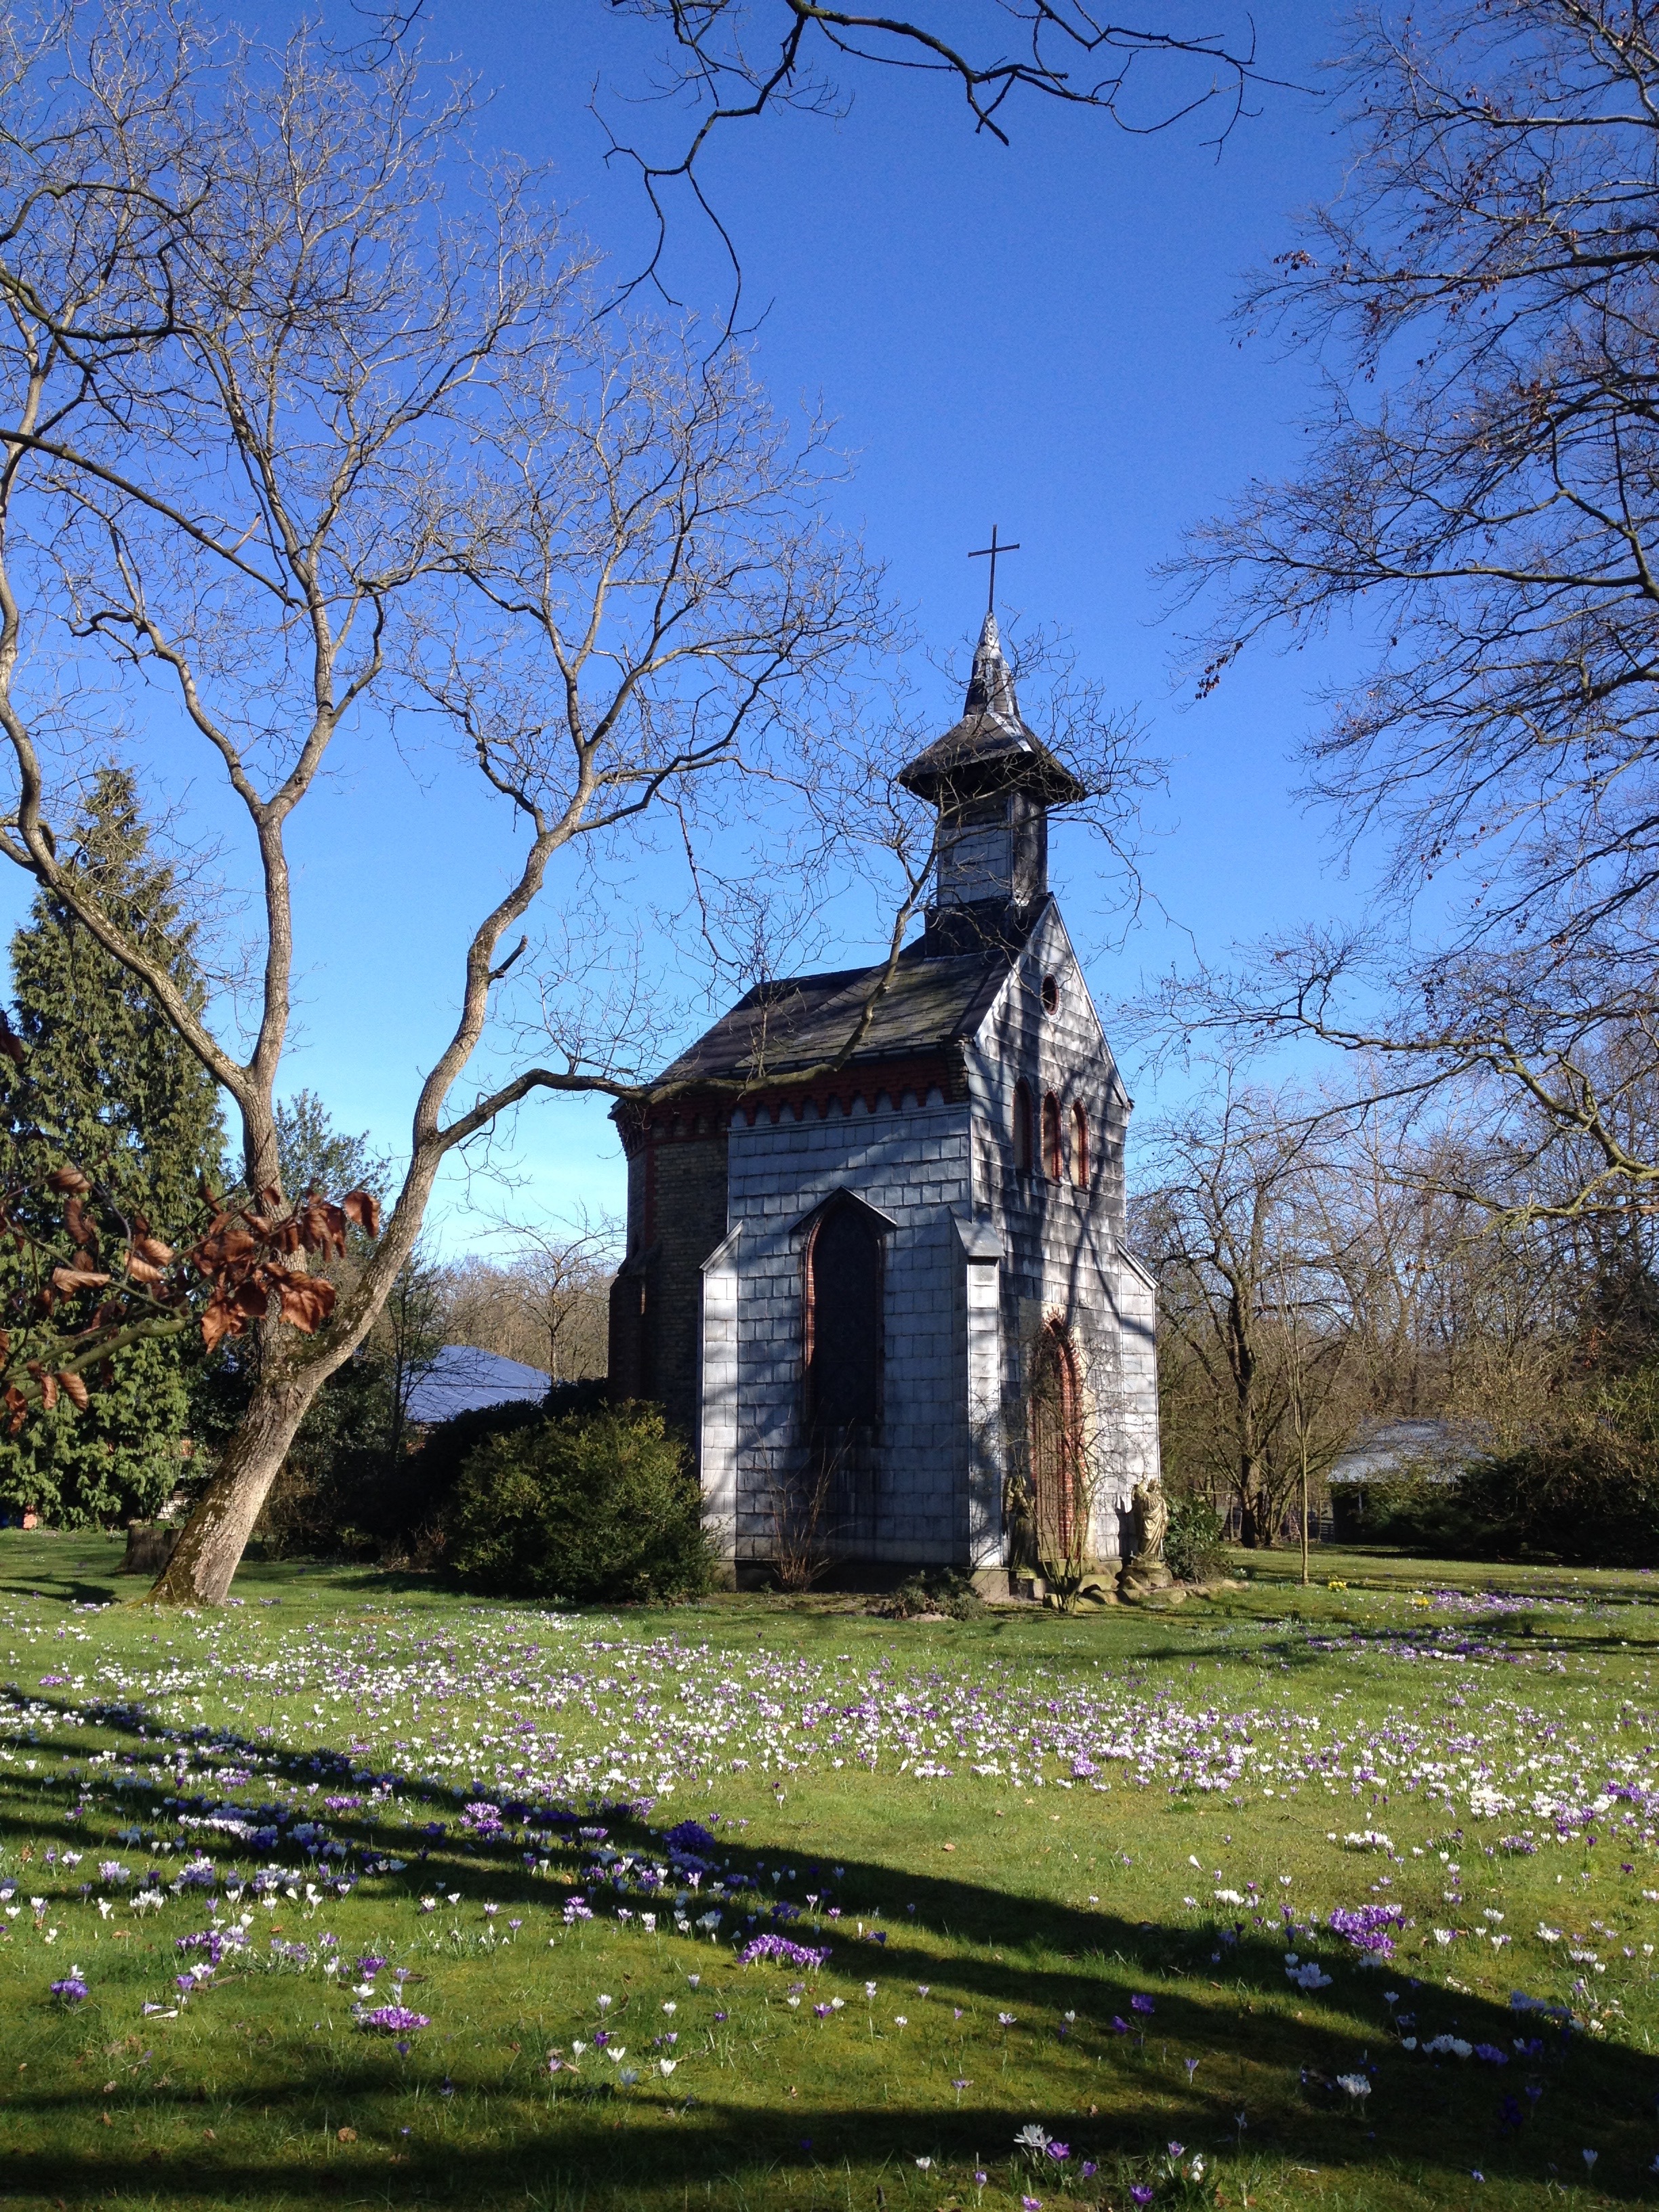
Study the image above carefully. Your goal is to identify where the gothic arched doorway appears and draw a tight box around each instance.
[803,1195,885,1544]
[1029,1319,1083,1566]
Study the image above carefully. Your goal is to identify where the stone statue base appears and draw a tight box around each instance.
[1118,1555,1178,1602]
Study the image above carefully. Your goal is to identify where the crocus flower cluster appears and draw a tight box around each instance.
[737,1934,830,1969]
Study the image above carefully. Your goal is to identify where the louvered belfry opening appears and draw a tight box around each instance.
[804,1195,884,1545]
[1029,1318,1082,1563]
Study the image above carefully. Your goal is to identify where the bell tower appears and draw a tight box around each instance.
[898,609,1085,942]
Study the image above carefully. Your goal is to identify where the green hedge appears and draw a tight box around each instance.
[446,1402,714,1603]
[1357,1440,1659,1566]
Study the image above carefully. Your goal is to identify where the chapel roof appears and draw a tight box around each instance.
[651,903,1042,1088]
[897,610,1086,807]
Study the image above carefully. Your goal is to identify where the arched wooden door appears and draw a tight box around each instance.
[1029,1320,1082,1563]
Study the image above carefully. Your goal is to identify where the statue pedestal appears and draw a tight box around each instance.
[1118,1556,1177,1602]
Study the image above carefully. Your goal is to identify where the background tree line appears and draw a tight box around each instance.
[1134,1070,1659,1567]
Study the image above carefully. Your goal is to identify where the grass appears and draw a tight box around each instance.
[0,1534,1655,2211]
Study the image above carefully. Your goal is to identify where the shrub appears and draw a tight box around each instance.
[398,1397,550,1549]
[446,1403,714,1603]
[886,1568,985,1620]
[1165,1493,1227,1582]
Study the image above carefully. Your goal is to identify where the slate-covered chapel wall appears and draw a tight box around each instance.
[964,903,1156,1566]
[724,1089,972,1565]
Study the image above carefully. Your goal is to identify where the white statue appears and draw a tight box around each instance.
[1132,1477,1168,1564]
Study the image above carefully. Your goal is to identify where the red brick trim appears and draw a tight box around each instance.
[613,1050,966,1158]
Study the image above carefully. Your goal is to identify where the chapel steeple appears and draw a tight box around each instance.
[898,609,1085,937]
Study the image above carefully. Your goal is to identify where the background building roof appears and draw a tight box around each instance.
[405,1345,550,1426]
[1328,1418,1482,1487]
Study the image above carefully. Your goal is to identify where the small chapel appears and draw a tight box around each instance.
[608,602,1161,1589]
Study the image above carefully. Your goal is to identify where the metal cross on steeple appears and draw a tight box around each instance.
[968,523,1021,614]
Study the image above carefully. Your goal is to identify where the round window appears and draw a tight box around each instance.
[1040,974,1060,1014]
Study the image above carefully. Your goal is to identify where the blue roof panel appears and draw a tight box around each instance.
[406,1344,549,1426]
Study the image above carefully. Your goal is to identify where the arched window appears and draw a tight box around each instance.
[1029,1319,1082,1563]
[1042,1091,1063,1181]
[804,1197,882,1434]
[1071,1101,1089,1189]
[1012,1080,1034,1174]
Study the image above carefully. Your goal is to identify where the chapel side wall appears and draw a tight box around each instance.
[724,1090,972,1567]
[966,905,1153,1566]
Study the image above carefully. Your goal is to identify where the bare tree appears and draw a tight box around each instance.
[1136,1080,1335,1547]
[0,7,890,1603]
[1169,1,1659,1225]
[445,1214,617,1381]
[1267,1246,1358,1586]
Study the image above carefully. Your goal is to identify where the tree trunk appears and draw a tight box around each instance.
[146,1372,319,1605]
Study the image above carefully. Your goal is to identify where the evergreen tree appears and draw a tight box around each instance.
[0,769,225,1526]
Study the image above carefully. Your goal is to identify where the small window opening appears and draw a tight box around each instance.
[1042,1091,1063,1181]
[1013,1080,1034,1174]
[1072,1101,1089,1189]
[1040,974,1060,1014]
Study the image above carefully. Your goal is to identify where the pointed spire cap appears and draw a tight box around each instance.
[897,609,1086,806]
[962,609,1021,722]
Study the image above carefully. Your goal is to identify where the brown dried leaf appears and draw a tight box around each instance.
[231,1277,272,1319]
[49,1266,110,1294]
[195,1223,256,1272]
[132,1235,174,1267]
[273,1271,335,1333]
[342,1189,381,1237]
[125,1255,165,1287]
[295,1200,343,1257]
[64,1195,99,1255]
[37,1371,58,1411]
[46,1166,91,1195]
[5,1385,26,1435]
[199,1298,239,1353]
[57,1372,88,1411]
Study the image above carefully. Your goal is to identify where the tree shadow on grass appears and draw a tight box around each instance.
[0,2032,1650,2207]
[0,1682,1655,2200]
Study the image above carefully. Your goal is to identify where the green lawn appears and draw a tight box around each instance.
[0,1532,1656,2211]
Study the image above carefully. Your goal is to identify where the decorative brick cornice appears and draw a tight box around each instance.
[612,1048,968,1159]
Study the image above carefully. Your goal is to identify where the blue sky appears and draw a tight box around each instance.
[6,2,1380,1246]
